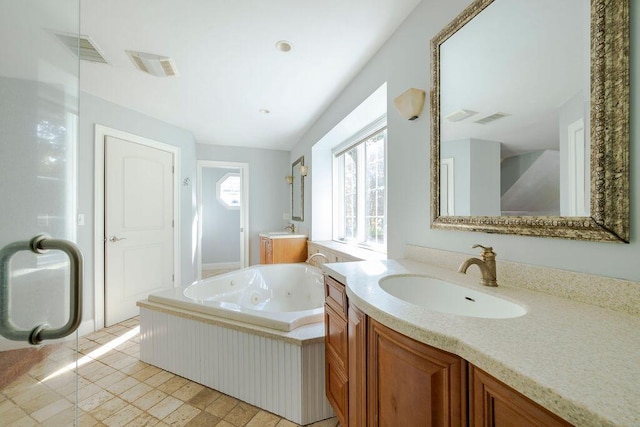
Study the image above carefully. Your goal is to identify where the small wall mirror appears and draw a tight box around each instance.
[291,156,305,221]
[431,0,629,242]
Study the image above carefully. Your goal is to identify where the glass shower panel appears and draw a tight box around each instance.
[0,0,80,423]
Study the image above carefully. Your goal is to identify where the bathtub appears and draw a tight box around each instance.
[148,263,324,331]
[138,263,334,424]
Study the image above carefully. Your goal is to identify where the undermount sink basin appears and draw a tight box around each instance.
[378,274,526,319]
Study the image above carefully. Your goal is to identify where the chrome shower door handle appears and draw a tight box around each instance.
[109,235,126,243]
[0,234,83,345]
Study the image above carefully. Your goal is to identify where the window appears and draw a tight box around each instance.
[333,118,387,251]
[216,173,241,209]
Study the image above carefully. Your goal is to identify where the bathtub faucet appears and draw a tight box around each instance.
[284,223,296,233]
[306,252,328,264]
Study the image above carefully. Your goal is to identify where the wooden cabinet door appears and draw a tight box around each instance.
[368,320,467,427]
[469,365,572,427]
[325,302,349,426]
[348,304,367,427]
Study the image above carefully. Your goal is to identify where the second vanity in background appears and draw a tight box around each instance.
[259,232,307,264]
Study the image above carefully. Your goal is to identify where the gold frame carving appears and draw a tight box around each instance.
[430,0,629,242]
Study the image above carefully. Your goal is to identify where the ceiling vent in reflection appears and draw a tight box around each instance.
[54,33,108,63]
[474,112,510,125]
[126,50,178,77]
[445,109,478,122]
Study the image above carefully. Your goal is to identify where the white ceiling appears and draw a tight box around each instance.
[80,0,421,150]
[440,0,589,159]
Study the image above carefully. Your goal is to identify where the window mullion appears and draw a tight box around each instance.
[356,143,366,243]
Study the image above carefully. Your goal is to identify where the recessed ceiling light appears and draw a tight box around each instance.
[259,109,270,114]
[275,40,293,52]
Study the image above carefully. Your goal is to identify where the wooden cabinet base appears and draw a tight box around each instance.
[259,236,307,264]
[368,319,467,427]
[469,365,572,426]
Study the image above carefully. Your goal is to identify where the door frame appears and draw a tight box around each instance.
[94,124,181,330]
[196,160,249,280]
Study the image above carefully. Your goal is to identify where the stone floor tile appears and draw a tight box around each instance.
[119,360,150,375]
[39,406,77,427]
[12,385,61,414]
[124,411,161,426]
[10,415,39,426]
[172,382,204,401]
[223,402,259,427]
[184,410,221,426]
[308,418,340,427]
[131,365,162,382]
[78,389,116,412]
[144,370,175,388]
[89,397,128,421]
[275,419,299,427]
[204,394,239,418]
[162,403,201,427]
[132,389,168,411]
[245,410,281,427]
[0,402,30,424]
[213,421,235,427]
[187,387,221,410]
[95,371,128,388]
[31,398,73,423]
[106,376,140,395]
[78,412,101,427]
[119,382,154,403]
[102,404,144,427]
[157,376,189,394]
[147,396,183,420]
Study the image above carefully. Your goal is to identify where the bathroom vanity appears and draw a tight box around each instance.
[259,232,307,264]
[322,255,640,426]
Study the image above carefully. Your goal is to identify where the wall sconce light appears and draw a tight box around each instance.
[393,88,426,120]
[299,165,308,177]
[285,175,294,184]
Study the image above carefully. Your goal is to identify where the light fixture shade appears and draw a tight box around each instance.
[299,165,308,176]
[285,175,294,184]
[393,88,426,120]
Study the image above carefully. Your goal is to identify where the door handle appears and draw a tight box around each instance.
[109,236,126,242]
[0,234,83,345]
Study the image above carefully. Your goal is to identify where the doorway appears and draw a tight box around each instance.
[197,161,249,279]
[94,125,181,329]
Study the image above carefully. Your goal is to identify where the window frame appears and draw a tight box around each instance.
[332,115,387,253]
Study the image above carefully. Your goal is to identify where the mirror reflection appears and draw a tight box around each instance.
[291,156,304,221]
[439,0,590,217]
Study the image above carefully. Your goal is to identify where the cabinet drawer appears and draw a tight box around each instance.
[325,275,348,318]
[325,304,348,369]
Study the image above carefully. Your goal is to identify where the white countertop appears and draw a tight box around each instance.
[259,232,308,239]
[321,259,640,426]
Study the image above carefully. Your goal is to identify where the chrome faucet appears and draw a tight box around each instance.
[306,252,328,264]
[458,244,498,287]
[284,223,296,233]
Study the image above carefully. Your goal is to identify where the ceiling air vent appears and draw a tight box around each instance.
[54,33,107,63]
[445,109,478,122]
[126,50,178,77]
[474,112,510,125]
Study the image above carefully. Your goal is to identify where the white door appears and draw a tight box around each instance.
[105,136,174,326]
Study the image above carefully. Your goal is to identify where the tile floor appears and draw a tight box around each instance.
[0,317,339,426]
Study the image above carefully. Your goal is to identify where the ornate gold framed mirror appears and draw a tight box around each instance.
[430,0,629,242]
[291,156,305,221]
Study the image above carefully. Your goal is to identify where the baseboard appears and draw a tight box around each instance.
[202,262,240,270]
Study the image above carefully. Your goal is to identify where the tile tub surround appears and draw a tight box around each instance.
[138,301,335,425]
[321,259,640,426]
